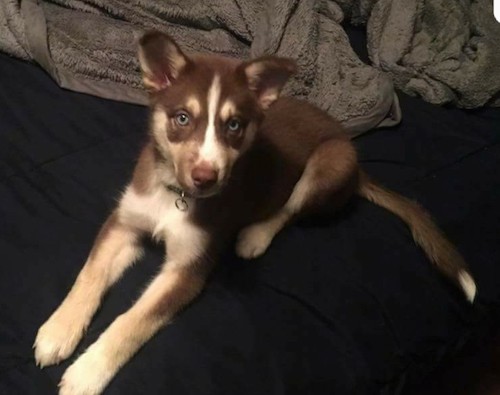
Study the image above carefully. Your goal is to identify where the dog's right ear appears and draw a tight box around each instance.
[138,31,189,92]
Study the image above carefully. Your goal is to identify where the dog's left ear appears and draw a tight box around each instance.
[239,56,296,109]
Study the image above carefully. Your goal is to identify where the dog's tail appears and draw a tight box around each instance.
[356,171,476,303]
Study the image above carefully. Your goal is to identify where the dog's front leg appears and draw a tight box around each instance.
[236,138,357,259]
[34,212,143,367]
[58,226,210,395]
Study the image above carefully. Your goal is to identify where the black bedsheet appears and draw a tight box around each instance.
[1,41,499,395]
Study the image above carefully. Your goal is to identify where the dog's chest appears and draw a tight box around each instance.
[119,185,195,239]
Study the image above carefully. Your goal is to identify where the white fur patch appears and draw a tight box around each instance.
[458,270,477,303]
[152,108,168,134]
[220,100,236,121]
[186,96,201,117]
[119,185,207,263]
[119,185,186,238]
[152,107,170,156]
[199,75,223,169]
[236,215,286,259]
[34,312,85,368]
[285,168,312,214]
[59,340,111,395]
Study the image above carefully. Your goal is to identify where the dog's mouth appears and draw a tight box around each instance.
[189,187,221,199]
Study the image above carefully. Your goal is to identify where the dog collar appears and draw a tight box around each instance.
[166,184,190,211]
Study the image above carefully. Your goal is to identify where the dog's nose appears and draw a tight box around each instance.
[191,164,218,190]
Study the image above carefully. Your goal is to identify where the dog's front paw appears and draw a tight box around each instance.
[59,344,112,395]
[236,223,276,259]
[34,311,86,368]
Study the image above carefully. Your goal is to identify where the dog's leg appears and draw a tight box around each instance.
[236,138,357,258]
[58,225,209,395]
[34,212,143,367]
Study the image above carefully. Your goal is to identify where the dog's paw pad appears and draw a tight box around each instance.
[236,223,275,259]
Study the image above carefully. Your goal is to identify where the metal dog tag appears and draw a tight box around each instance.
[175,195,188,211]
[167,185,189,211]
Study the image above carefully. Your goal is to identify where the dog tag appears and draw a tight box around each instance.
[175,197,188,211]
[166,185,189,211]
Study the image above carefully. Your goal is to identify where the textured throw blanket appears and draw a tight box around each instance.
[1,0,499,137]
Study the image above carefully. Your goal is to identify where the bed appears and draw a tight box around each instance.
[1,26,499,395]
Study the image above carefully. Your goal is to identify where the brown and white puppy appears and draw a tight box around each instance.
[33,31,476,395]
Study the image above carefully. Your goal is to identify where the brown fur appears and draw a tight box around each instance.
[357,172,469,286]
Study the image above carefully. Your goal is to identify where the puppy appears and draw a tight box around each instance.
[33,31,476,395]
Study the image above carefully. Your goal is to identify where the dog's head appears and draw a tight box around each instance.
[138,31,296,198]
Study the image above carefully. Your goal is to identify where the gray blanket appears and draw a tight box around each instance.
[1,1,499,137]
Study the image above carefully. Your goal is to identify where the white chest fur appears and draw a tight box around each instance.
[119,185,194,240]
[119,185,209,265]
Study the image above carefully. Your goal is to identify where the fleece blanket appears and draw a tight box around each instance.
[1,1,499,136]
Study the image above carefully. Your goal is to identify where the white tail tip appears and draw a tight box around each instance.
[458,271,476,303]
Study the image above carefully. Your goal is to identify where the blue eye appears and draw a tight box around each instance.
[227,118,241,132]
[175,112,190,126]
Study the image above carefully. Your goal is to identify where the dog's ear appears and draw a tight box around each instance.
[138,31,189,92]
[239,56,296,109]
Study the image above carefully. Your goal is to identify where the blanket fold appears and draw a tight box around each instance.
[367,0,500,108]
[1,0,498,136]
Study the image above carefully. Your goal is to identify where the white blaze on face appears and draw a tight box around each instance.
[199,75,224,171]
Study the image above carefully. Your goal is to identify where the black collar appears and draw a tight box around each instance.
[166,184,187,197]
